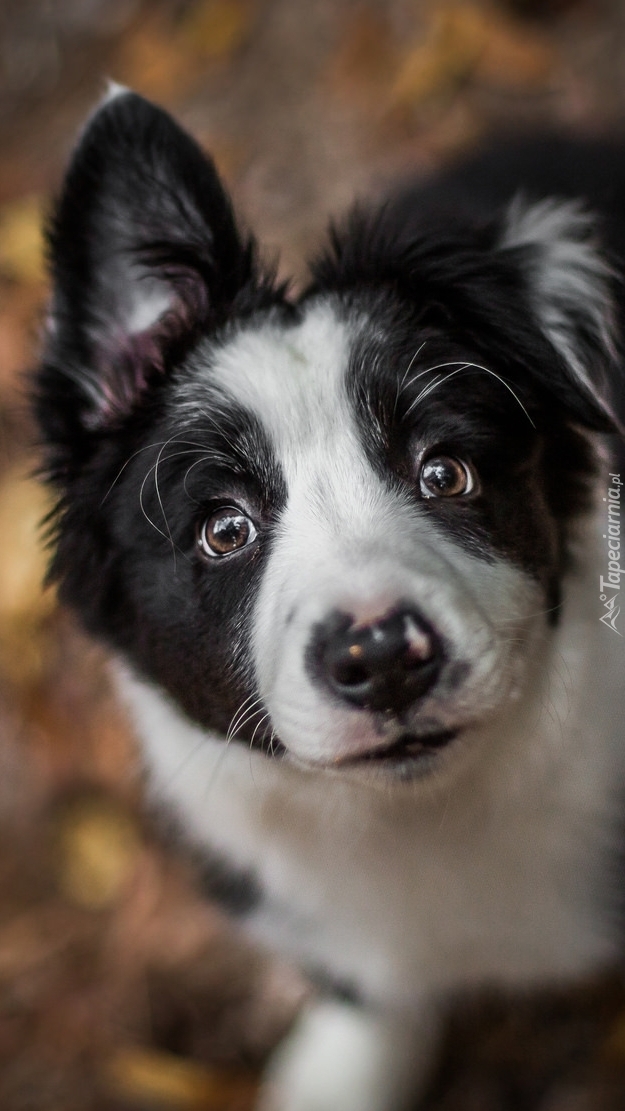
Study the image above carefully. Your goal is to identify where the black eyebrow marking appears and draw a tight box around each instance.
[171,387,288,510]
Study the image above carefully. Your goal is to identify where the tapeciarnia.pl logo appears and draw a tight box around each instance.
[599,473,622,635]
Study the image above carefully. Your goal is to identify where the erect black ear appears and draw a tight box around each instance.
[41,87,261,434]
[498,195,623,433]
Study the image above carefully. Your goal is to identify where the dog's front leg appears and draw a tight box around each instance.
[257,996,440,1111]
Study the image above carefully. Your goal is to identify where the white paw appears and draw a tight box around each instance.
[256,999,433,1111]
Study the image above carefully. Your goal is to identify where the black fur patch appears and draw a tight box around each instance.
[330,285,598,613]
[195,853,262,916]
[310,175,619,433]
[46,384,287,736]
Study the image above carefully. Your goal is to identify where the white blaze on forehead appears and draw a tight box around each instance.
[202,300,361,482]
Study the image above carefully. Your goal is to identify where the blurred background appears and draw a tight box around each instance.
[2,1,625,1108]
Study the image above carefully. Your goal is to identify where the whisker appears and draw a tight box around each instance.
[138,463,168,544]
[233,705,268,743]
[399,359,469,396]
[138,459,191,563]
[249,712,270,750]
[499,601,563,624]
[101,441,169,506]
[408,371,447,411]
[226,694,266,744]
[394,340,428,415]
[183,454,215,499]
[101,438,216,506]
[404,361,536,428]
[226,691,263,737]
[268,728,278,758]
[153,435,179,570]
[404,367,469,418]
[193,407,243,460]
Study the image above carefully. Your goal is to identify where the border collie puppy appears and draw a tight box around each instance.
[36,89,625,1111]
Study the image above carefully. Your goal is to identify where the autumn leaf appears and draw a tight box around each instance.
[54,793,142,911]
[0,464,56,688]
[107,1048,258,1109]
[0,194,45,285]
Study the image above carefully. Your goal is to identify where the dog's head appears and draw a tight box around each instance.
[36,91,621,783]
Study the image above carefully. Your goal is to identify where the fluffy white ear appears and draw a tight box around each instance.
[500,196,619,427]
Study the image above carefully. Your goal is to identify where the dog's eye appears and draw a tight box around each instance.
[198,507,258,558]
[419,456,474,498]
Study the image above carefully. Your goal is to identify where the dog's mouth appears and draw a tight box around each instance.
[352,729,457,762]
[255,720,458,779]
[336,728,458,772]
[269,728,459,782]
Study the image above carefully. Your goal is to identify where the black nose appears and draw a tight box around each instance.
[309,608,443,713]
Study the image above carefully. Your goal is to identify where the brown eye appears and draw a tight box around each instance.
[198,506,258,558]
[419,455,474,499]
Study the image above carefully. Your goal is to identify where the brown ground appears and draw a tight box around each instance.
[2,1,625,1108]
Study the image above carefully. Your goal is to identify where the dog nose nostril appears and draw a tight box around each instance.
[310,608,443,713]
[331,654,370,690]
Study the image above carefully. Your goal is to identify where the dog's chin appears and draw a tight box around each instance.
[278,729,461,785]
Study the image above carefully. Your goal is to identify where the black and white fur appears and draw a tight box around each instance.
[36,88,625,1110]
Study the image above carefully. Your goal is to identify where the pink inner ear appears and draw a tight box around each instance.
[91,269,210,427]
